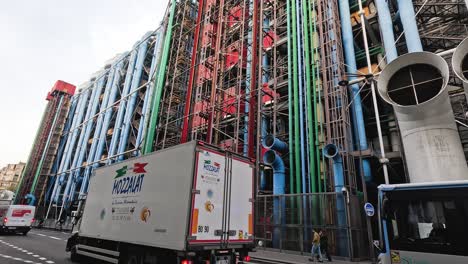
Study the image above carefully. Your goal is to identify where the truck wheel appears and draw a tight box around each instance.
[70,246,81,263]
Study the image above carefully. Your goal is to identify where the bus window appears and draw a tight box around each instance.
[385,192,468,257]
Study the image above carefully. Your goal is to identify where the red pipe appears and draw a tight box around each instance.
[181,0,205,143]
[248,0,259,159]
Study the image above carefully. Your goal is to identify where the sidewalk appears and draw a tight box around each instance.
[250,249,372,264]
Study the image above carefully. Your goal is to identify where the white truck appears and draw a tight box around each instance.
[0,203,36,235]
[66,141,255,264]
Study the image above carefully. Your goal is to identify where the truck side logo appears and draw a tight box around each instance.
[112,163,147,195]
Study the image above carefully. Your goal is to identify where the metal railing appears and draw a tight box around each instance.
[255,192,369,260]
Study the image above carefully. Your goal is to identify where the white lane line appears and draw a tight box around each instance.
[47,236,61,240]
[39,257,46,260]
[45,261,55,264]
[27,252,34,254]
[32,255,39,257]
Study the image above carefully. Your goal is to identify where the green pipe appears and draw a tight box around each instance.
[302,0,317,193]
[287,0,294,195]
[143,0,177,154]
[15,102,51,201]
[309,1,324,192]
[291,0,301,195]
[30,96,65,194]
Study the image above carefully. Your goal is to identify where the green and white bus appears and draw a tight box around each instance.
[377,181,468,264]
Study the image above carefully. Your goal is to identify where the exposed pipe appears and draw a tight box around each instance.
[263,135,288,248]
[263,134,288,153]
[134,30,165,156]
[452,37,468,100]
[397,0,423,52]
[25,194,36,206]
[377,52,468,182]
[302,0,318,193]
[48,87,90,204]
[338,0,372,182]
[117,36,150,161]
[374,0,398,62]
[291,0,301,195]
[143,0,177,154]
[30,95,65,193]
[322,144,348,256]
[62,77,106,205]
[46,88,90,218]
[286,0,295,195]
[296,0,308,195]
[45,96,79,204]
[78,65,118,196]
[93,57,126,168]
[107,50,138,161]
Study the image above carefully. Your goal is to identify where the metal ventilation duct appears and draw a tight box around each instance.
[452,37,468,100]
[378,52,468,182]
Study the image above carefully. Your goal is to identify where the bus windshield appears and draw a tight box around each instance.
[384,186,468,257]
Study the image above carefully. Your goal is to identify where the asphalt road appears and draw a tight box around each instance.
[0,228,73,264]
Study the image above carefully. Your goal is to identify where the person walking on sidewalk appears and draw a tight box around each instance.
[309,229,323,262]
[320,229,332,262]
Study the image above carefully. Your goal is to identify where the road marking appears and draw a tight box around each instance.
[48,236,61,240]
[45,261,55,264]
[0,253,44,264]
[39,257,46,260]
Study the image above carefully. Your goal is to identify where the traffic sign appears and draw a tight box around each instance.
[364,202,375,217]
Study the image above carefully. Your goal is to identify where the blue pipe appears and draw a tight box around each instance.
[45,96,78,203]
[25,194,36,206]
[263,134,288,153]
[259,16,271,190]
[94,57,126,166]
[107,49,138,163]
[323,144,348,256]
[116,36,150,161]
[397,0,422,52]
[243,0,254,157]
[63,76,106,203]
[78,66,118,196]
[263,149,286,248]
[338,0,372,182]
[134,30,164,156]
[50,88,90,202]
[375,0,399,62]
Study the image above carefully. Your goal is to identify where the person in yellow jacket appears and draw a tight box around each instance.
[309,229,323,262]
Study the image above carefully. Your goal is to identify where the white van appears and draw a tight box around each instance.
[0,205,36,235]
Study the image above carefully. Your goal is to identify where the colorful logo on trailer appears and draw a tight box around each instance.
[203,160,221,174]
[112,163,147,195]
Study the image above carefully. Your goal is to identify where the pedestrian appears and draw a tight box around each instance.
[320,229,332,262]
[309,229,323,262]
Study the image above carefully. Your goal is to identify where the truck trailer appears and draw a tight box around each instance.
[66,141,255,263]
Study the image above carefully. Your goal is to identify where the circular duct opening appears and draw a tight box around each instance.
[462,54,468,80]
[387,64,443,106]
[263,135,275,149]
[323,144,338,158]
[264,150,276,165]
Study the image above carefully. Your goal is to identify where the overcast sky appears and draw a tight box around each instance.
[0,0,167,168]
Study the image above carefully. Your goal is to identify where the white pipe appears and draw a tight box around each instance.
[452,37,468,101]
[378,52,468,182]
[357,0,390,184]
